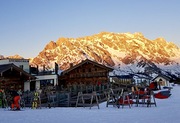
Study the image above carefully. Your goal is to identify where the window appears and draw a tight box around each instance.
[82,69,85,72]
[40,79,54,88]
[19,65,23,69]
[88,68,91,72]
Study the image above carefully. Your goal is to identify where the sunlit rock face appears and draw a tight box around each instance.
[29,32,180,76]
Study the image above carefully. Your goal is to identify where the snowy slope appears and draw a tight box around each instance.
[1,84,180,123]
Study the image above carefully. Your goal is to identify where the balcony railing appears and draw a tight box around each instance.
[69,72,107,78]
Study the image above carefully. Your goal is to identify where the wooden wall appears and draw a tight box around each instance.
[59,62,110,87]
[0,77,24,91]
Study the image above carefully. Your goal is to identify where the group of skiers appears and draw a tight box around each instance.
[0,88,42,110]
[0,89,22,110]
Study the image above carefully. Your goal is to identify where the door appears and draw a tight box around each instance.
[30,81,36,91]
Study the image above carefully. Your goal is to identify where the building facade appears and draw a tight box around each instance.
[59,59,114,88]
[0,59,30,73]
[0,63,35,91]
[0,59,58,91]
[152,74,171,87]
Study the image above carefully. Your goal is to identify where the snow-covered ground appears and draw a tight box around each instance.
[1,85,180,123]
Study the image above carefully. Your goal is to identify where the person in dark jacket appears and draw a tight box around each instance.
[9,90,20,110]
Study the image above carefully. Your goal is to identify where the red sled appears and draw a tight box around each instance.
[154,91,171,99]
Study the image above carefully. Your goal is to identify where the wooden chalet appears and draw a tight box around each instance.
[59,59,114,88]
[0,63,36,91]
[152,74,171,87]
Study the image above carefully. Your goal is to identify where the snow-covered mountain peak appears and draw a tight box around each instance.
[30,32,180,77]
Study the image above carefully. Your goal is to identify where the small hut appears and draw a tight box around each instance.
[152,74,171,87]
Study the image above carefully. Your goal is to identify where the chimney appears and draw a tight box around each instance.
[55,62,58,74]
[43,65,45,72]
[36,65,39,75]
[70,63,73,68]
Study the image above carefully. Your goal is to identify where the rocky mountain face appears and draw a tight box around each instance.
[30,32,180,76]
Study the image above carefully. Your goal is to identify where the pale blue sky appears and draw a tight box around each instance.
[0,0,180,58]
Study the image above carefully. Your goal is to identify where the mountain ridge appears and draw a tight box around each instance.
[31,32,180,69]
[1,32,180,77]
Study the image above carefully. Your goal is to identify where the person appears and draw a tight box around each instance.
[9,90,20,110]
[32,88,41,109]
[0,89,8,108]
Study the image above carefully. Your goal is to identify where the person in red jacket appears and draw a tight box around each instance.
[9,90,20,110]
